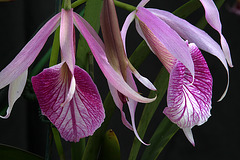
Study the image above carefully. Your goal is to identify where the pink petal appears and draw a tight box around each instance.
[199,0,233,67]
[121,11,135,52]
[183,128,195,146]
[137,0,150,7]
[136,7,194,77]
[72,12,156,104]
[0,70,28,118]
[163,43,212,144]
[128,97,149,145]
[0,13,60,89]
[60,9,75,73]
[108,82,133,130]
[148,9,229,72]
[149,9,230,100]
[31,63,104,142]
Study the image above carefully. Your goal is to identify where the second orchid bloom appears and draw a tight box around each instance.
[121,0,232,145]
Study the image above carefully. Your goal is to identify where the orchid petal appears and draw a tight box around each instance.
[137,0,150,7]
[134,15,177,73]
[149,9,229,71]
[130,66,156,91]
[163,43,212,144]
[128,98,149,145]
[32,63,104,142]
[120,9,156,91]
[149,9,229,100]
[136,7,194,78]
[183,128,195,146]
[121,11,135,52]
[108,82,133,130]
[73,13,156,103]
[60,9,75,73]
[0,13,60,89]
[125,67,149,145]
[0,70,28,119]
[199,0,233,67]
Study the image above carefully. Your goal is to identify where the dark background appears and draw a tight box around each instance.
[0,0,239,159]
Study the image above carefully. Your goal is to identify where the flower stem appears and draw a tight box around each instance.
[71,0,87,8]
[51,126,65,160]
[114,0,136,12]
[63,0,71,10]
[49,27,60,67]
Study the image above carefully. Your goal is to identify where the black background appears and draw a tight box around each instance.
[0,0,239,159]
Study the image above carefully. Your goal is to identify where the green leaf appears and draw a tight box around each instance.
[173,0,201,18]
[99,129,121,160]
[141,117,179,160]
[49,27,60,67]
[71,139,85,160]
[0,144,43,160]
[129,40,151,69]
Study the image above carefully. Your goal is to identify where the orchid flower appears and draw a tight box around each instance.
[121,0,232,145]
[0,4,156,142]
[0,8,107,142]
[100,0,156,145]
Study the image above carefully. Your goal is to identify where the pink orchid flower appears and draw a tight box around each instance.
[0,9,106,142]
[0,7,156,142]
[121,0,232,145]
[100,0,156,145]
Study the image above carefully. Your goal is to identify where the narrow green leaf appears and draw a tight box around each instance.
[49,27,60,67]
[114,0,136,12]
[141,117,179,160]
[71,0,87,8]
[129,40,151,69]
[99,129,121,160]
[30,48,52,77]
[173,0,201,18]
[71,139,85,160]
[0,144,43,160]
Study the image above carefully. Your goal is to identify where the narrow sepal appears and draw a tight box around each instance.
[199,0,232,67]
[0,70,28,118]
[136,7,194,77]
[60,9,75,73]
[0,13,60,89]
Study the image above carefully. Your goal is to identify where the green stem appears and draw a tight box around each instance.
[51,126,65,160]
[49,27,60,67]
[114,0,136,12]
[63,0,71,10]
[72,0,87,8]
